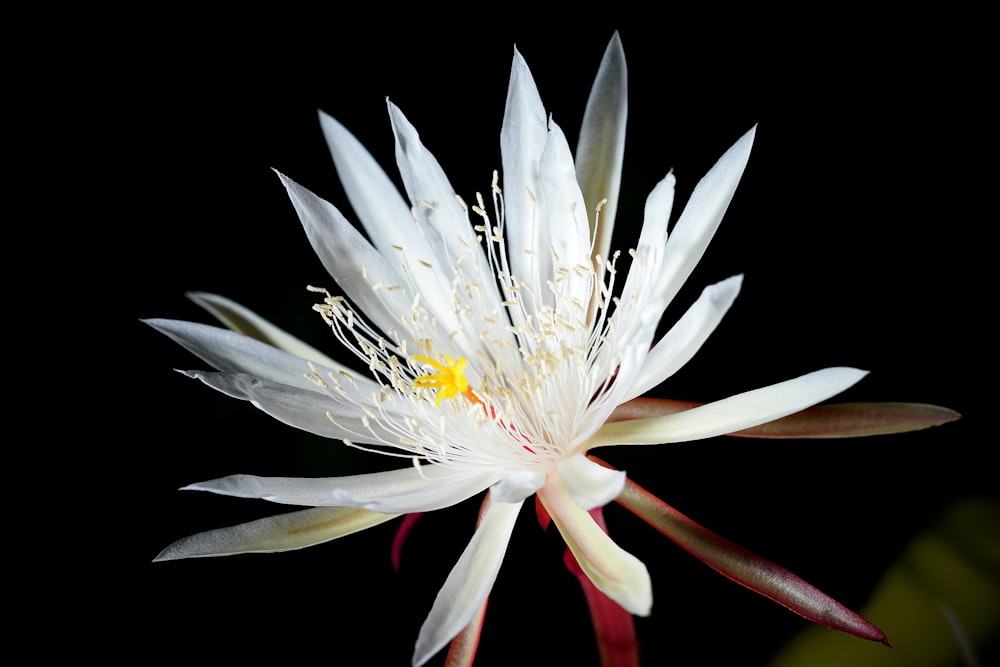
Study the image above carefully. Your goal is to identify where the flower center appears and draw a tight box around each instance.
[412,354,537,454]
[411,354,475,406]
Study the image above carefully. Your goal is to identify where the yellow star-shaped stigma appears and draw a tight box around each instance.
[412,355,472,406]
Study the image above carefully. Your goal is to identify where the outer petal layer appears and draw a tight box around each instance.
[182,466,497,514]
[154,506,398,560]
[413,498,522,667]
[576,31,627,262]
[185,291,351,372]
[608,398,962,438]
[590,367,868,447]
[538,473,652,616]
[145,318,356,393]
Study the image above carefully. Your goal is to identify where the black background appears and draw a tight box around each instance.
[106,13,994,667]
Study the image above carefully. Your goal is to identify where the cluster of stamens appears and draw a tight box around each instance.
[305,172,633,469]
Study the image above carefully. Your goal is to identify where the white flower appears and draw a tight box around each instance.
[149,33,866,667]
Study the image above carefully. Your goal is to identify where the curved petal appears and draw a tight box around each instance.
[652,125,756,308]
[607,399,962,439]
[500,47,549,291]
[576,31,627,263]
[557,453,626,510]
[590,367,868,447]
[617,171,675,313]
[180,370,392,443]
[144,318,363,394]
[587,172,676,401]
[277,171,413,338]
[387,103,503,303]
[317,110,414,250]
[539,118,593,313]
[413,498,522,667]
[622,274,743,401]
[537,473,651,616]
[318,111,462,335]
[489,469,545,503]
[186,291,352,372]
[182,466,497,514]
[561,506,640,667]
[154,506,398,561]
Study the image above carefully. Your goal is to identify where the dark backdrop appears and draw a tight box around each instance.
[120,15,991,667]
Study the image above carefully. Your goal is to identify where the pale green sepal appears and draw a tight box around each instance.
[154,506,398,561]
[576,31,627,263]
[538,473,652,616]
[186,291,352,373]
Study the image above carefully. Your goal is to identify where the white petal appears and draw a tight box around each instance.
[592,172,676,380]
[540,118,592,310]
[652,125,756,308]
[186,291,352,372]
[622,274,743,401]
[317,112,460,334]
[576,31,627,262]
[617,171,676,317]
[181,370,388,443]
[538,474,651,615]
[591,367,869,447]
[557,453,626,510]
[489,469,546,503]
[317,110,413,251]
[144,318,361,394]
[183,466,497,514]
[386,102,505,354]
[277,171,412,338]
[412,499,522,667]
[154,506,398,560]
[500,47,549,290]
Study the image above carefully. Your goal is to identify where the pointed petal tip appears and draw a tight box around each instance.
[151,550,173,563]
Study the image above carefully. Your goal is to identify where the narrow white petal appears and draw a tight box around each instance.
[622,275,743,401]
[412,499,522,667]
[652,126,756,308]
[386,102,506,352]
[591,367,869,447]
[538,474,651,615]
[593,172,676,379]
[317,112,460,333]
[181,370,386,443]
[557,453,626,510]
[186,291,352,373]
[154,506,398,560]
[540,119,592,311]
[144,318,361,394]
[500,47,549,289]
[183,466,497,514]
[576,31,627,262]
[277,171,412,338]
[637,172,676,258]
[317,110,414,250]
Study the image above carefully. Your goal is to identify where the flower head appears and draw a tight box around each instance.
[150,33,883,666]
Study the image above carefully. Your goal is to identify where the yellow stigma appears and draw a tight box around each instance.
[412,355,472,406]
